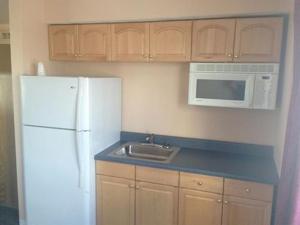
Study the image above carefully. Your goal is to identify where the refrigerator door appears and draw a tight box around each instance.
[23,126,90,225]
[21,76,79,130]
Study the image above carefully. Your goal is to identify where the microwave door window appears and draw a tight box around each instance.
[196,80,246,101]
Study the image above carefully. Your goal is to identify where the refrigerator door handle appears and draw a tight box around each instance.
[75,131,90,192]
[75,77,90,191]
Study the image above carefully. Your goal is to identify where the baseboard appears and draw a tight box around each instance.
[19,219,27,225]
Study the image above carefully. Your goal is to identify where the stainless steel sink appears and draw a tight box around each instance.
[109,142,180,163]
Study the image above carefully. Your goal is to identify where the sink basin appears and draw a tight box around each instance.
[109,142,180,163]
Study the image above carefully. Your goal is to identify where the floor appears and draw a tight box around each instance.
[0,205,19,225]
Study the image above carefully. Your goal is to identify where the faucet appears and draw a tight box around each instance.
[145,133,155,144]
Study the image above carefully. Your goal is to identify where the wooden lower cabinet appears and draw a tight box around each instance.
[222,196,272,225]
[96,175,135,225]
[136,181,178,225]
[96,162,273,225]
[179,189,223,225]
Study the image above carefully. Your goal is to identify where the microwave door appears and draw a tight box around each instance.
[189,73,255,108]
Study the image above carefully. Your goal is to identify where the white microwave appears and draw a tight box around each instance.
[188,63,279,109]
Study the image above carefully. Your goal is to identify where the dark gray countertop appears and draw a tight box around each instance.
[94,132,279,185]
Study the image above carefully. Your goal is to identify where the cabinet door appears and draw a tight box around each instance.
[136,181,178,225]
[179,189,222,225]
[96,175,135,225]
[150,21,192,62]
[111,23,149,62]
[48,25,78,61]
[192,19,235,62]
[78,24,111,61]
[222,196,272,225]
[234,17,283,62]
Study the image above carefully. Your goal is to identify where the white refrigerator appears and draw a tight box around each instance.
[21,75,121,225]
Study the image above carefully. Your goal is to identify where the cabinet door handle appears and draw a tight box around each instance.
[227,53,232,57]
[245,188,251,193]
[224,200,229,204]
[197,181,203,186]
[234,55,239,58]
[217,199,222,203]
[128,184,135,188]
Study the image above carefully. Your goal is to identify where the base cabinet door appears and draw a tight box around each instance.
[222,196,272,225]
[136,181,178,225]
[96,175,135,225]
[179,189,222,225]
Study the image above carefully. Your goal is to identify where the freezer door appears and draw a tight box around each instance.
[21,76,79,129]
[23,126,91,225]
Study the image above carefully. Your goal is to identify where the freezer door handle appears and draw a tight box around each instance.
[76,77,89,132]
[75,130,90,192]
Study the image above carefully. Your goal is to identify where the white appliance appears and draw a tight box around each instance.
[21,75,121,225]
[188,63,279,109]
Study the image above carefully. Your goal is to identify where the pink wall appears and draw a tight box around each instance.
[55,62,279,144]
[45,0,292,23]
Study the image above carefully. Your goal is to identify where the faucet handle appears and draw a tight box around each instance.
[162,143,171,149]
[145,133,155,143]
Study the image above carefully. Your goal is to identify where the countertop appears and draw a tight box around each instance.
[95,132,279,185]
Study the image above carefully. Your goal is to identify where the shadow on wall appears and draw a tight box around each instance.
[0,74,18,209]
[0,44,11,73]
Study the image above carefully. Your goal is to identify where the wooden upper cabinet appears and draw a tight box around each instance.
[150,21,192,62]
[78,24,111,61]
[136,181,178,225]
[234,17,283,62]
[111,23,150,62]
[49,16,283,63]
[96,175,135,225]
[222,196,272,225]
[49,25,77,60]
[192,19,235,62]
[179,189,222,225]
